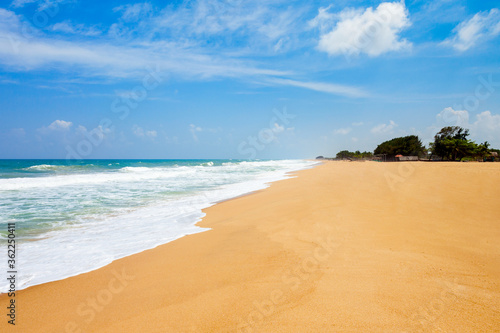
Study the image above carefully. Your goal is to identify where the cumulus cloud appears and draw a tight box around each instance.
[472,111,500,138]
[75,124,113,143]
[430,107,500,146]
[36,120,73,142]
[436,107,469,127]
[316,1,411,57]
[443,9,500,51]
[132,125,144,137]
[132,125,156,139]
[48,119,72,131]
[146,130,157,138]
[188,123,222,141]
[334,127,351,135]
[371,120,397,134]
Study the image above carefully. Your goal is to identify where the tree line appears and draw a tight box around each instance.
[333,126,497,161]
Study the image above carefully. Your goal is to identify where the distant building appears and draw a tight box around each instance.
[485,152,498,162]
[396,155,419,161]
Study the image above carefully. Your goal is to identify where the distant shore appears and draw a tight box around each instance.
[1,161,499,332]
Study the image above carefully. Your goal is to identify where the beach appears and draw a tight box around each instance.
[2,161,500,332]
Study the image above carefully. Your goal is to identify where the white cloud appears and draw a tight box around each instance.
[334,127,351,135]
[11,0,68,10]
[114,3,153,22]
[352,122,364,126]
[51,21,102,36]
[0,8,20,33]
[272,123,284,133]
[154,0,298,42]
[76,124,112,141]
[36,119,72,138]
[269,78,368,98]
[0,8,287,80]
[188,124,221,141]
[189,124,202,142]
[472,111,500,142]
[132,125,156,139]
[371,120,397,134]
[436,107,469,127]
[444,9,500,51]
[0,7,371,98]
[48,119,72,131]
[429,107,500,147]
[146,130,157,138]
[132,125,145,137]
[309,5,334,31]
[10,0,36,8]
[316,1,411,57]
[76,125,87,134]
[273,37,290,53]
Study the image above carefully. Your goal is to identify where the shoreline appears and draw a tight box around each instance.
[1,159,317,293]
[1,161,499,332]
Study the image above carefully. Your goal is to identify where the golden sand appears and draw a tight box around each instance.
[2,161,499,332]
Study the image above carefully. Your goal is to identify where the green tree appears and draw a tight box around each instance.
[474,141,491,159]
[336,150,355,159]
[374,135,425,157]
[431,126,479,161]
[335,150,373,159]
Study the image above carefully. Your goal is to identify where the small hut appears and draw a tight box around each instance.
[396,155,419,161]
[485,152,498,162]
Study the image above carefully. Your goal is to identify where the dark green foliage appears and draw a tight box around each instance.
[431,126,491,161]
[374,135,425,157]
[335,150,373,159]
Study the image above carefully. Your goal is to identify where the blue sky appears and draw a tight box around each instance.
[0,0,499,159]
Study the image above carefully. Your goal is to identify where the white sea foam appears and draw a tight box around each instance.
[23,164,59,171]
[0,160,318,292]
[0,166,195,190]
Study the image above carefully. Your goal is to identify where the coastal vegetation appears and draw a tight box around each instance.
[430,126,491,161]
[335,150,373,159]
[327,127,497,162]
[374,135,425,157]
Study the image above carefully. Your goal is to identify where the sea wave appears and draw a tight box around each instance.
[0,166,197,190]
[23,164,95,172]
[23,164,59,171]
[0,159,318,292]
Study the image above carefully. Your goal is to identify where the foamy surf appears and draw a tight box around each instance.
[0,159,318,292]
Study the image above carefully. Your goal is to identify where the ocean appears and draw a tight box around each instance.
[0,159,316,292]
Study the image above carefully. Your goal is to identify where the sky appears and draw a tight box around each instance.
[0,0,499,159]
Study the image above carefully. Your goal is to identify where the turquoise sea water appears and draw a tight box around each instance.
[0,159,316,291]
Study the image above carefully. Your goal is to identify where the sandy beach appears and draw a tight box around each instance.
[2,161,500,332]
